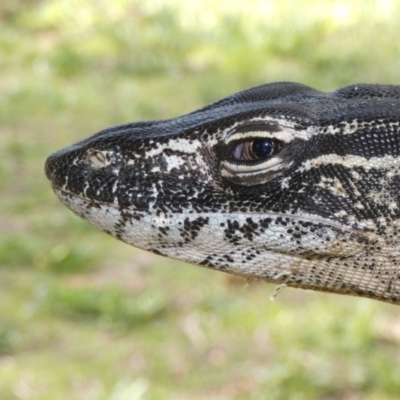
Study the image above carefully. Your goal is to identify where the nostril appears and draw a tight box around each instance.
[87,150,109,169]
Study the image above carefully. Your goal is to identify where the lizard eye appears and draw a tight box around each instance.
[233,138,274,161]
[220,123,295,186]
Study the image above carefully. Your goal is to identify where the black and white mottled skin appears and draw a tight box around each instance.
[45,82,400,305]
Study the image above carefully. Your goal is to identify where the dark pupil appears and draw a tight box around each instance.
[251,139,273,158]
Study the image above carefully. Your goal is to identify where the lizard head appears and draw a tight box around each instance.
[45,82,400,304]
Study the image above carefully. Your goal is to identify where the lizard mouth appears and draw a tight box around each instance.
[53,185,368,239]
[54,184,374,278]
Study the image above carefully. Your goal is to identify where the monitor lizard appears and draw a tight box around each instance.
[45,82,400,305]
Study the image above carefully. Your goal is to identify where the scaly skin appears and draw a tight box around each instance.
[45,82,400,304]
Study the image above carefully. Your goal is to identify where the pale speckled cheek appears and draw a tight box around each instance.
[55,189,400,300]
[56,187,369,274]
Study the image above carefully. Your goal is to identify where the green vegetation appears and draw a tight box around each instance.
[2,0,400,398]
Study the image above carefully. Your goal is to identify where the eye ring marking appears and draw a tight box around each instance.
[233,138,274,161]
[225,129,276,145]
[220,133,286,179]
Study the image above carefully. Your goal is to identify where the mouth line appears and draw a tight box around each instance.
[52,186,367,238]
[53,186,112,206]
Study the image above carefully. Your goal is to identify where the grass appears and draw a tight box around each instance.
[2,0,400,398]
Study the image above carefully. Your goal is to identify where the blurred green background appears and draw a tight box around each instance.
[1,0,400,399]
